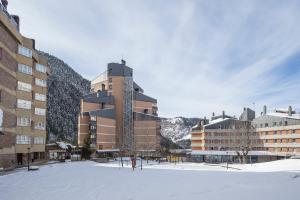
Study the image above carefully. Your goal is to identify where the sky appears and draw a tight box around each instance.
[7,0,300,118]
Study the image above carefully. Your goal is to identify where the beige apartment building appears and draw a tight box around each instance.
[191,106,300,162]
[78,60,161,153]
[0,0,48,169]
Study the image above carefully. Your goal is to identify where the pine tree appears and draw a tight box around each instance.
[82,133,92,159]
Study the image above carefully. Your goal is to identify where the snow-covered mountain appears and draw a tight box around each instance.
[39,51,90,142]
[161,117,200,148]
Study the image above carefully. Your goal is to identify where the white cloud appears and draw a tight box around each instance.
[8,0,300,118]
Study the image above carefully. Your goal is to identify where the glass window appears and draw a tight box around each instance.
[35,78,46,87]
[35,93,46,101]
[36,63,47,73]
[18,45,32,57]
[18,81,32,92]
[35,122,46,130]
[17,99,31,109]
[18,64,32,75]
[17,117,31,126]
[35,108,46,116]
[16,135,31,144]
[34,137,45,144]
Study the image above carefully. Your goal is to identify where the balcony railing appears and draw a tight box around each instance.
[0,3,18,30]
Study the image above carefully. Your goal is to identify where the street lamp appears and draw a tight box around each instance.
[226,151,229,170]
[27,147,31,171]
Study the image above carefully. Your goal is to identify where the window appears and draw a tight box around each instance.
[109,84,112,89]
[17,117,31,126]
[16,135,31,144]
[292,139,296,143]
[274,131,277,134]
[17,99,31,109]
[274,139,277,143]
[35,63,47,73]
[285,121,288,126]
[35,78,46,87]
[35,108,46,116]
[265,123,269,127]
[35,93,46,101]
[18,81,32,92]
[109,77,112,83]
[34,137,45,144]
[18,45,32,57]
[292,130,296,134]
[90,116,96,121]
[18,64,32,75]
[35,122,46,130]
[273,122,277,126]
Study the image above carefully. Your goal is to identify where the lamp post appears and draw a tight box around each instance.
[27,147,30,171]
[226,151,229,170]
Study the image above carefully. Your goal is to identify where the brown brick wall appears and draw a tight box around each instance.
[0,70,16,91]
[0,46,17,72]
[3,111,16,128]
[0,132,15,148]
[0,23,17,53]
[0,90,16,109]
[0,153,16,169]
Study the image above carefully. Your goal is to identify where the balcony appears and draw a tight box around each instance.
[0,3,19,30]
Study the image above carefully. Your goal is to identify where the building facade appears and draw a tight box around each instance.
[191,106,300,161]
[78,60,161,153]
[0,0,48,169]
[252,106,300,156]
[191,108,259,151]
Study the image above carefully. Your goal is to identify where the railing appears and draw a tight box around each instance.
[0,3,18,30]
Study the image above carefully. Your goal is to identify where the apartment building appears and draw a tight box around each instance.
[191,106,300,162]
[0,0,48,169]
[191,108,258,151]
[78,60,161,153]
[252,106,300,156]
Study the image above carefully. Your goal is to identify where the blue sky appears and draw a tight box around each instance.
[8,0,300,118]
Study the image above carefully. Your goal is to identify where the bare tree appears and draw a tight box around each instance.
[236,121,254,164]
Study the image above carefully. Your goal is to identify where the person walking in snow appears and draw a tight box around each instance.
[131,155,136,171]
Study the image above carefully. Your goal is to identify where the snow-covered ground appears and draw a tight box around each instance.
[1,159,300,200]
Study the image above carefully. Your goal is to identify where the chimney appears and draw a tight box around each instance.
[263,105,267,115]
[1,0,8,9]
[288,106,292,116]
[121,59,126,65]
[222,111,225,119]
[212,112,215,117]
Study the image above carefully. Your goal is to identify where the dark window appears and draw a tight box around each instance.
[0,90,2,102]
[101,84,105,91]
[144,109,148,114]
[109,85,112,90]
[109,78,112,83]
[265,123,268,127]
[101,102,105,109]
[292,130,296,133]
[0,48,2,60]
[285,121,288,126]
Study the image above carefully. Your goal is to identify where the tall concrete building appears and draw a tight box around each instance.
[0,0,48,169]
[78,60,161,153]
